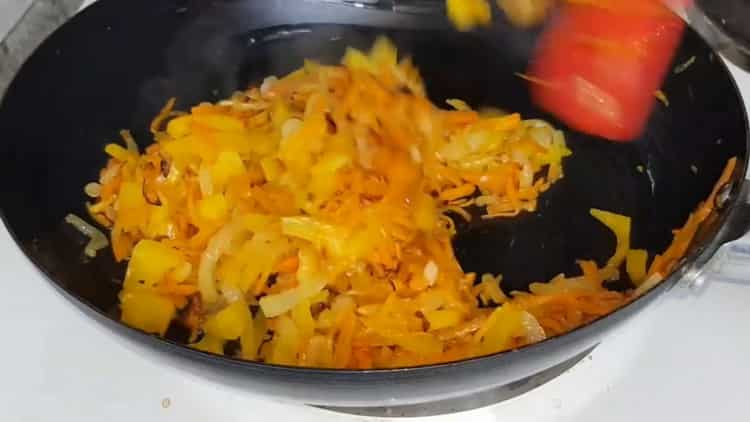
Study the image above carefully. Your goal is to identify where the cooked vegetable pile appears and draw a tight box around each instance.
[81,37,736,368]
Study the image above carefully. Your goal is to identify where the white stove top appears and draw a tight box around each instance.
[2,2,750,421]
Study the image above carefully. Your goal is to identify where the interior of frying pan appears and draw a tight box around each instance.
[0,0,746,364]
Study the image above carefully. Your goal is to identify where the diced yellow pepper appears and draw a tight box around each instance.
[310,289,330,305]
[316,309,334,330]
[192,113,245,132]
[303,335,334,368]
[476,274,508,305]
[171,262,193,283]
[248,131,278,156]
[308,152,352,205]
[291,300,315,340]
[425,309,464,331]
[417,290,449,313]
[124,239,185,290]
[342,225,383,266]
[240,311,266,360]
[161,137,197,166]
[475,304,525,355]
[304,59,321,74]
[260,157,284,182]
[446,98,472,111]
[214,131,265,155]
[485,113,522,131]
[197,193,229,222]
[311,152,352,177]
[120,289,176,336]
[446,0,492,31]
[279,113,326,179]
[212,151,246,190]
[216,254,245,291]
[166,115,193,139]
[203,300,250,340]
[627,249,649,286]
[391,333,443,355]
[145,205,173,239]
[241,213,278,232]
[498,0,553,28]
[590,209,631,278]
[270,315,301,365]
[271,99,291,130]
[370,36,398,67]
[192,334,224,355]
[118,181,149,231]
[342,48,374,72]
[104,143,135,162]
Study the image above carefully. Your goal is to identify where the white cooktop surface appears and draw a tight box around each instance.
[2,2,750,421]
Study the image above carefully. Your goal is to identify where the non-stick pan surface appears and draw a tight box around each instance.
[0,0,747,407]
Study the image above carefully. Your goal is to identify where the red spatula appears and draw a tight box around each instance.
[527,0,687,141]
[443,0,746,141]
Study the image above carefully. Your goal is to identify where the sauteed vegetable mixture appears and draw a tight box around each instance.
[78,38,736,368]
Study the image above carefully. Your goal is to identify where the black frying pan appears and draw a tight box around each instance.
[0,0,748,409]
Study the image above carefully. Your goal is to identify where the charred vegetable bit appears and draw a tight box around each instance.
[82,37,736,369]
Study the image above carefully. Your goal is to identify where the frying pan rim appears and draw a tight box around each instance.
[0,0,748,376]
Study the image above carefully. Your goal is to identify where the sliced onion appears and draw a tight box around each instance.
[519,163,534,189]
[475,195,498,207]
[524,119,551,129]
[172,262,193,282]
[423,260,439,286]
[260,76,278,96]
[282,118,303,139]
[511,150,529,165]
[120,130,139,154]
[65,214,109,258]
[529,126,553,149]
[198,166,214,197]
[100,163,121,185]
[552,130,566,148]
[219,99,267,111]
[259,278,327,318]
[438,140,467,162]
[199,220,244,305]
[84,182,101,198]
[222,285,243,304]
[633,273,664,298]
[356,136,375,169]
[466,133,486,153]
[520,311,546,343]
[409,145,422,163]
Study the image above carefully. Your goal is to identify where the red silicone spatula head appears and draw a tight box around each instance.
[527,0,686,141]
